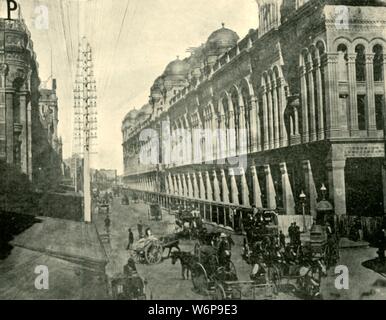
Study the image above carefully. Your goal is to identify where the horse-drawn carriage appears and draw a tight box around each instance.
[190,224,274,300]
[132,235,180,265]
[97,200,110,215]
[111,273,149,300]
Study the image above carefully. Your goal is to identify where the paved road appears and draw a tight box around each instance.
[94,198,386,300]
[94,199,298,300]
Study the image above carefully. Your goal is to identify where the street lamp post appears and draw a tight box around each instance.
[300,190,307,232]
[321,183,327,200]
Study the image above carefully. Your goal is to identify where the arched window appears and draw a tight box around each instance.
[355,44,366,82]
[337,44,348,81]
[373,44,384,82]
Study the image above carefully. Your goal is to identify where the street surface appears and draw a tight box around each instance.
[94,198,386,300]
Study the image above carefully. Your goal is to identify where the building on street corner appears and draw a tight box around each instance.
[0,17,64,198]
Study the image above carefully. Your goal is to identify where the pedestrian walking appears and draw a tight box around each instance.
[288,222,295,245]
[104,215,111,234]
[279,230,286,248]
[137,220,143,239]
[127,228,134,250]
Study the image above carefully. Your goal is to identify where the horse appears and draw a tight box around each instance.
[170,251,198,280]
[297,258,327,299]
[159,234,181,258]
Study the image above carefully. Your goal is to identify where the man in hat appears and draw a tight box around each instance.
[126,228,134,250]
[218,233,232,270]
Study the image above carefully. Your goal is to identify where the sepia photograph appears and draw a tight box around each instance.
[0,0,386,304]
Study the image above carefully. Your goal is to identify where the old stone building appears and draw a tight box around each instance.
[122,0,386,221]
[0,17,63,189]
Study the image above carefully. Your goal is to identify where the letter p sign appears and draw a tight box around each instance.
[7,0,18,20]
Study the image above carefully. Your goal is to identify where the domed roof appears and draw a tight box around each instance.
[124,109,139,121]
[207,24,239,52]
[164,57,189,78]
[316,200,334,212]
[139,104,153,116]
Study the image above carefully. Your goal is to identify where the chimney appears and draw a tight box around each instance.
[52,79,57,91]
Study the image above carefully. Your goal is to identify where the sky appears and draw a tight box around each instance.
[2,0,259,174]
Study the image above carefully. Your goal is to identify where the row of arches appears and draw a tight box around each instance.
[298,40,327,143]
[337,42,384,83]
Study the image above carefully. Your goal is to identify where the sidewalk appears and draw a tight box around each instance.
[0,216,109,299]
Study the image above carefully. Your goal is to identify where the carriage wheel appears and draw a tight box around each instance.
[214,283,226,300]
[145,242,163,265]
[133,251,143,264]
[192,263,209,295]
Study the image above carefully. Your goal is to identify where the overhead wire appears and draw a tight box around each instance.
[100,0,133,101]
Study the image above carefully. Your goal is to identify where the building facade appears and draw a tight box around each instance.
[122,0,386,219]
[0,17,63,189]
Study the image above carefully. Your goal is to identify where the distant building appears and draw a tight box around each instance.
[0,17,63,190]
[92,169,118,189]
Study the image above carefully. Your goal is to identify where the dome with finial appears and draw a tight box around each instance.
[138,104,153,117]
[206,23,239,55]
[163,56,190,80]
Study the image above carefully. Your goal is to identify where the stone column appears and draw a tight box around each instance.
[250,96,259,152]
[228,108,236,157]
[0,64,7,160]
[383,54,386,127]
[365,53,377,134]
[272,80,280,148]
[307,62,317,142]
[165,176,170,194]
[229,168,239,205]
[193,173,200,199]
[264,164,277,209]
[211,112,218,161]
[5,91,13,164]
[251,166,263,208]
[187,173,193,198]
[280,162,295,215]
[303,160,318,219]
[382,162,386,215]
[219,114,226,159]
[213,170,221,202]
[347,54,359,133]
[299,65,309,143]
[278,79,288,147]
[18,92,28,175]
[327,159,347,215]
[184,115,192,164]
[221,169,230,203]
[323,53,340,137]
[314,57,325,140]
[261,86,269,150]
[173,175,178,196]
[182,173,188,198]
[205,171,213,202]
[238,99,247,155]
[267,83,274,149]
[198,171,206,200]
[168,173,174,195]
[240,167,250,207]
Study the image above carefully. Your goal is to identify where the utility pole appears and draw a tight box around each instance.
[73,37,97,223]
